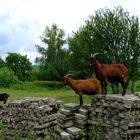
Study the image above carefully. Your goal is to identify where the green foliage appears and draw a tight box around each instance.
[32,81,62,88]
[0,67,19,88]
[31,65,40,81]
[68,27,93,78]
[0,123,38,140]
[0,123,7,139]
[0,57,6,68]
[6,53,32,81]
[31,69,39,81]
[35,24,70,81]
[68,6,140,91]
[90,127,102,140]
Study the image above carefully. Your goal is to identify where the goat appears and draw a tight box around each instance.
[63,74,102,106]
[0,93,9,104]
[89,53,128,96]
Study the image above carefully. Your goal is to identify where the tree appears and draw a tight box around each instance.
[68,27,93,78]
[5,53,32,81]
[68,6,140,91]
[0,67,19,87]
[0,57,6,68]
[35,24,70,81]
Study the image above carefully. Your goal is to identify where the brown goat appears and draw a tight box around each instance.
[90,53,128,96]
[0,93,9,104]
[63,75,102,106]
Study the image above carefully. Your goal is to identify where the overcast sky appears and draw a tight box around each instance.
[0,0,140,64]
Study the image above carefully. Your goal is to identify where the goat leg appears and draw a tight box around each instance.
[4,99,7,104]
[103,81,107,95]
[120,81,126,96]
[79,94,83,106]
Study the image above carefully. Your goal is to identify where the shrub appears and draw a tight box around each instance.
[31,69,40,81]
[32,81,62,88]
[0,67,20,87]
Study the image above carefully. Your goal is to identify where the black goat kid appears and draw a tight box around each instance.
[0,93,9,104]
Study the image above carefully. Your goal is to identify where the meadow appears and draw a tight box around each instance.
[0,82,92,104]
[0,80,140,104]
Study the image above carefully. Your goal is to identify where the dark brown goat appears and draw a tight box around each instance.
[63,75,102,106]
[0,93,9,104]
[90,53,128,96]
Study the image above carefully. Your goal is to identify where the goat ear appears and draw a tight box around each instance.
[90,53,93,57]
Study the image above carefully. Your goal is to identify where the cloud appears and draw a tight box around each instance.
[0,0,140,63]
[0,32,10,45]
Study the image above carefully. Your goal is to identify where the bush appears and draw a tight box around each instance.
[32,81,62,88]
[31,69,40,81]
[0,67,20,87]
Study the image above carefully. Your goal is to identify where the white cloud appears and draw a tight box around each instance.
[0,0,140,63]
[19,46,41,64]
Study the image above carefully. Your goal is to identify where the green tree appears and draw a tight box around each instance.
[68,6,140,91]
[35,24,69,81]
[68,28,93,78]
[0,67,19,87]
[5,53,32,81]
[0,57,6,68]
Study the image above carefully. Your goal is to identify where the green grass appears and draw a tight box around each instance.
[0,82,92,105]
[0,80,140,105]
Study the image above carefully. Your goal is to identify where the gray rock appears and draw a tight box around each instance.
[61,131,71,140]
[66,126,82,136]
[64,103,80,111]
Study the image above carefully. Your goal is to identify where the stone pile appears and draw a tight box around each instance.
[90,94,140,140]
[0,94,140,140]
[0,97,62,139]
[52,103,91,140]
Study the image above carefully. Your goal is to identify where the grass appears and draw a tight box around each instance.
[0,80,140,104]
[0,82,92,105]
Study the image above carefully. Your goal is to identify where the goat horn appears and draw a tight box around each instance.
[92,53,99,57]
[65,74,73,77]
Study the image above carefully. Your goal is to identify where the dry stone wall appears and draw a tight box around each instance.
[52,103,91,140]
[0,97,62,139]
[0,93,140,140]
[52,94,140,140]
[90,94,140,140]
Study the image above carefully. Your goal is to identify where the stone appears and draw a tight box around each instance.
[52,132,61,140]
[78,108,89,116]
[64,103,80,111]
[0,97,61,139]
[59,108,73,116]
[61,131,71,140]
[66,126,82,136]
[75,113,87,120]
[57,112,74,121]
[57,119,74,129]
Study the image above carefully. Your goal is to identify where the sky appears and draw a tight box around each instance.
[0,0,140,64]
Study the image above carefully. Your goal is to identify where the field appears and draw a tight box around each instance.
[0,82,92,104]
[0,81,140,104]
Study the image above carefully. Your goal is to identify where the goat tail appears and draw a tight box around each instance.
[122,74,129,88]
